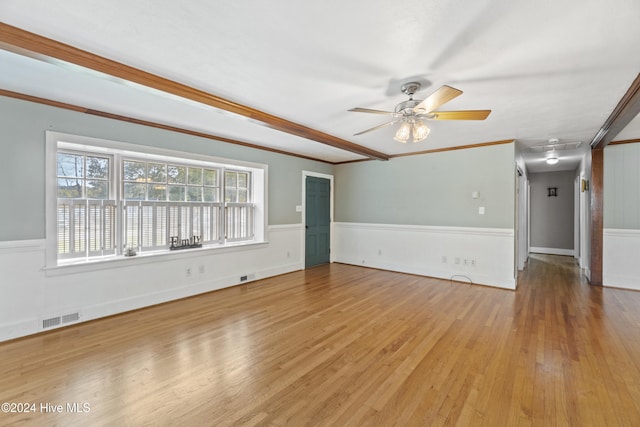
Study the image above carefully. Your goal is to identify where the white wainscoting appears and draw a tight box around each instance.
[0,224,303,342]
[603,229,640,291]
[333,222,515,290]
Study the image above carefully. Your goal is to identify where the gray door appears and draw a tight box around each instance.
[305,176,330,268]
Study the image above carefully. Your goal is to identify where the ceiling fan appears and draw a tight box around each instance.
[349,82,491,143]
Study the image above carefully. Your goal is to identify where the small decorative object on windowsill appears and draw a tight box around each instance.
[170,235,202,250]
[124,245,137,257]
[548,187,558,197]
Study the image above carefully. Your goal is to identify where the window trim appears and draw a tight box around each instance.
[45,131,268,270]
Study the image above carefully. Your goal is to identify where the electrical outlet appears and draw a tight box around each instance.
[186,267,192,277]
[471,259,476,267]
[463,259,469,266]
[199,265,205,274]
[455,257,460,265]
[378,249,382,255]
[442,256,447,264]
[286,251,291,258]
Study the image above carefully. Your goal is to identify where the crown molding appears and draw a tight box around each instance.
[0,89,336,164]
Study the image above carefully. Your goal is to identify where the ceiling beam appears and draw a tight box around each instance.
[589,73,640,150]
[0,22,389,161]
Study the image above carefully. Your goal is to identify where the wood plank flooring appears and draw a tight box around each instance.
[2,254,640,426]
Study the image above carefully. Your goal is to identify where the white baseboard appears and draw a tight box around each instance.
[530,247,575,256]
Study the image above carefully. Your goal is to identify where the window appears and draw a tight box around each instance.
[224,170,253,241]
[47,132,266,266]
[56,151,116,259]
[121,160,227,251]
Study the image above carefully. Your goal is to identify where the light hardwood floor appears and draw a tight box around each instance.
[2,255,640,426]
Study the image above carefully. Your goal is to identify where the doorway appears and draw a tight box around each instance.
[303,172,333,268]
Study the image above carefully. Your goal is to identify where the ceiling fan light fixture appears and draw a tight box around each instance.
[394,121,411,143]
[350,83,490,144]
[412,120,430,142]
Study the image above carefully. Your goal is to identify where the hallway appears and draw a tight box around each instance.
[514,254,640,424]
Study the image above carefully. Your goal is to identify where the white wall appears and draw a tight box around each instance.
[0,225,303,342]
[603,229,640,291]
[334,223,515,289]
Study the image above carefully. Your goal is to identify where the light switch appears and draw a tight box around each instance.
[479,206,485,215]
[295,205,303,212]
[472,191,479,199]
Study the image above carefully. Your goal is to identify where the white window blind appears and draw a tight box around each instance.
[123,201,224,252]
[58,199,116,259]
[226,203,255,241]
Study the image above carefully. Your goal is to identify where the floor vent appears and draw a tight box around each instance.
[42,317,61,329]
[42,312,80,329]
[62,312,80,323]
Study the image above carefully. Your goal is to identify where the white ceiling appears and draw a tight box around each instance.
[1,0,639,168]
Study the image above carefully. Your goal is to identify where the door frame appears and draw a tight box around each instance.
[302,171,334,268]
[574,175,581,261]
[515,165,529,277]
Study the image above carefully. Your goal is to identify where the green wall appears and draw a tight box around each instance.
[335,143,515,228]
[0,96,333,241]
[1,95,518,241]
[604,143,640,229]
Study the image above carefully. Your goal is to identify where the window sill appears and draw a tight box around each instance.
[45,240,269,277]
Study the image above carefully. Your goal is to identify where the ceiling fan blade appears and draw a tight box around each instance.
[349,107,397,115]
[413,85,463,114]
[429,110,491,120]
[354,120,402,136]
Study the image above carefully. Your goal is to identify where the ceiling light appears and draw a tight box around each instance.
[412,120,430,142]
[546,156,559,165]
[394,122,411,143]
[394,119,430,143]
